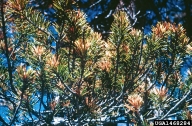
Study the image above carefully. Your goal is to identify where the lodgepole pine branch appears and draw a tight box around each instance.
[0,0,17,95]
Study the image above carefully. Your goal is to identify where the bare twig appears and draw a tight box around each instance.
[160,88,192,120]
[0,115,9,126]
[89,0,102,8]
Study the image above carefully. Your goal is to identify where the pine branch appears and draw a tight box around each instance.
[55,72,76,94]
[0,0,17,95]
[9,101,21,125]
[10,77,28,125]
[136,30,144,76]
[23,12,57,42]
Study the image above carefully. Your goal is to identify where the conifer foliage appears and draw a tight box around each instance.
[0,0,192,125]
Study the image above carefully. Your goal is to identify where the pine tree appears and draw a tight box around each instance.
[0,0,192,125]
